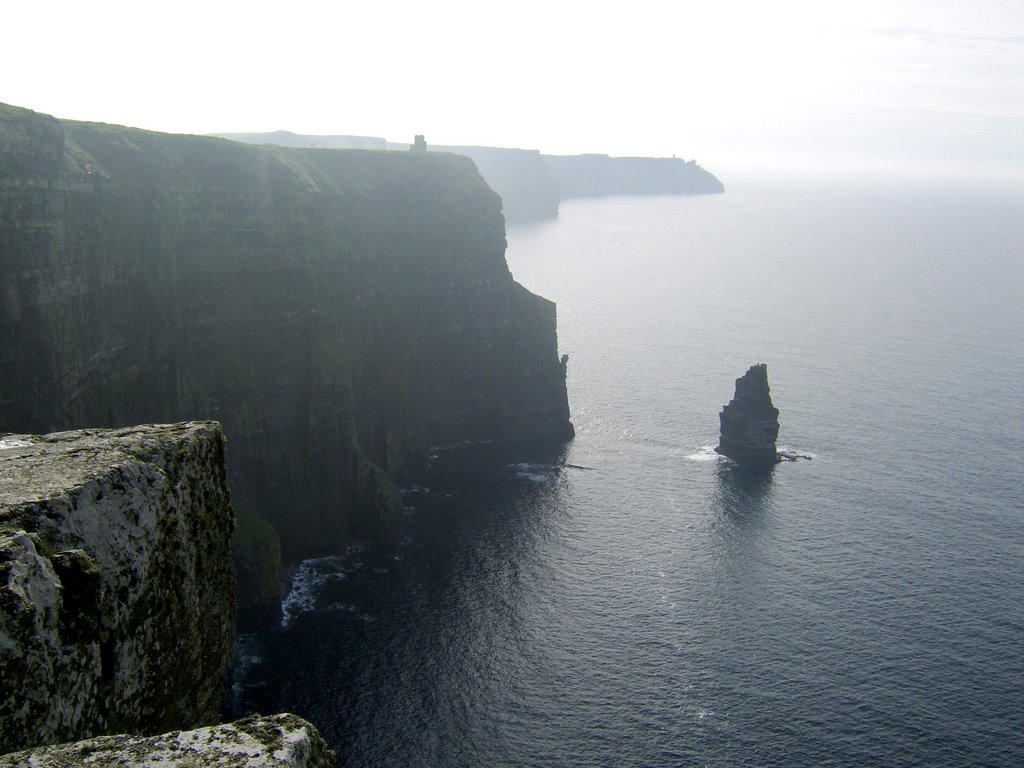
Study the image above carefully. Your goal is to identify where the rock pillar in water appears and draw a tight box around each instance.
[715,364,780,467]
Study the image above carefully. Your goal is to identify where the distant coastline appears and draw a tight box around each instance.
[211,131,724,222]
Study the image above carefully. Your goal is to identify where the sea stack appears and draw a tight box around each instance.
[715,364,780,467]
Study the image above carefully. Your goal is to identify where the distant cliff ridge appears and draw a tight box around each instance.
[0,103,573,561]
[216,132,723,221]
[542,153,725,198]
[213,129,388,150]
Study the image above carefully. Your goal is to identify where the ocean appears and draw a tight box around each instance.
[229,175,1024,767]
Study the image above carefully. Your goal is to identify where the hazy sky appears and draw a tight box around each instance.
[4,0,1022,181]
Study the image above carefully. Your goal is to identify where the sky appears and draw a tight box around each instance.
[4,0,1023,182]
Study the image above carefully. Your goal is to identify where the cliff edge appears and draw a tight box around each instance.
[0,422,235,754]
[0,713,333,768]
[430,145,561,221]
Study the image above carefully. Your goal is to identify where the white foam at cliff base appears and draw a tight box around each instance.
[0,439,32,450]
[510,462,556,482]
[685,445,721,462]
[280,556,348,629]
[777,446,816,461]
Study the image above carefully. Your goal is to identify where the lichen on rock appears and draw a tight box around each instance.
[0,421,235,754]
[0,713,334,767]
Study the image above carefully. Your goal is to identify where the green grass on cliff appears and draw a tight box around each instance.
[232,504,280,551]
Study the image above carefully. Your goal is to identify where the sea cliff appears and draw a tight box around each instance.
[0,103,573,564]
[0,422,234,755]
[542,153,725,198]
[213,132,724,221]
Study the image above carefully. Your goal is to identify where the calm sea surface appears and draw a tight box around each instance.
[230,176,1024,767]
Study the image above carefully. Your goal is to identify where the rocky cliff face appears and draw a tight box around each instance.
[0,713,334,768]
[542,153,724,198]
[715,364,780,467]
[0,103,573,560]
[0,422,235,755]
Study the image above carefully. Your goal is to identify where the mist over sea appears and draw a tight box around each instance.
[230,176,1024,767]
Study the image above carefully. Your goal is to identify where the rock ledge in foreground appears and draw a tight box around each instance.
[0,422,235,754]
[0,713,334,767]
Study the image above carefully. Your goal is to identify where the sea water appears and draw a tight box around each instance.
[229,175,1024,767]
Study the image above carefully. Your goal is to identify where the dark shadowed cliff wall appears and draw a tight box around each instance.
[0,104,573,560]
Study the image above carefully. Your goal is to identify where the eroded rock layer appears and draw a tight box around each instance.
[0,422,235,754]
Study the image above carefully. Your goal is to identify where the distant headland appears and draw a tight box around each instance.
[211,131,725,222]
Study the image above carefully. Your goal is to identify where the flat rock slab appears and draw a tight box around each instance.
[0,713,334,767]
[1,423,209,508]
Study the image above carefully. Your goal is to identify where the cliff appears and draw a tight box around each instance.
[429,145,560,221]
[0,422,235,754]
[542,153,724,198]
[224,133,562,222]
[215,132,726,221]
[0,103,573,562]
[715,364,780,467]
[0,713,334,767]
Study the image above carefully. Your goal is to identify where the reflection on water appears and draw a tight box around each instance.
[713,462,775,515]
[232,182,1024,767]
[709,461,775,545]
